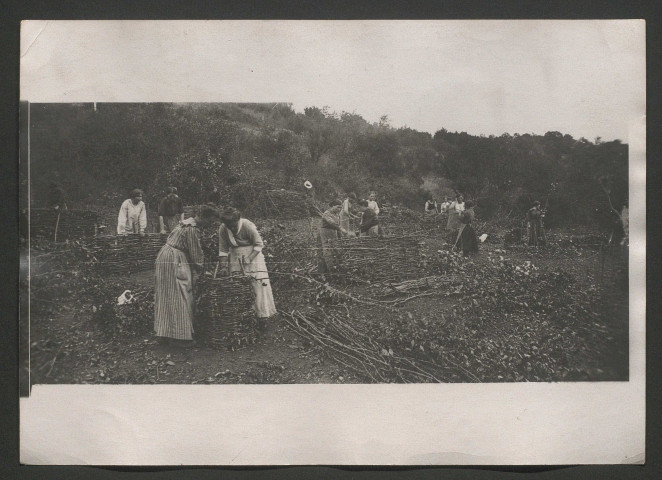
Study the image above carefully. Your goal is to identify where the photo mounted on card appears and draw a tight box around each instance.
[19,20,645,465]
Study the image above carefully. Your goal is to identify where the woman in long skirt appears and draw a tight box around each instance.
[446,194,465,231]
[339,192,357,236]
[154,205,220,348]
[456,200,479,256]
[218,207,277,319]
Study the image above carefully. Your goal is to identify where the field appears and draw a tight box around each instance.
[22,213,628,387]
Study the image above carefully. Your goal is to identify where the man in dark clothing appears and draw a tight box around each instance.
[357,200,380,236]
[158,186,184,233]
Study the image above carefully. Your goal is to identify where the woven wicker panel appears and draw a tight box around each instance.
[325,234,426,283]
[30,208,100,240]
[85,233,168,275]
[196,275,255,348]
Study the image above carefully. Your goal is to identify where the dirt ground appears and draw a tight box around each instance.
[26,222,628,387]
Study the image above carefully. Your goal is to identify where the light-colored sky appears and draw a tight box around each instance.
[20,20,644,141]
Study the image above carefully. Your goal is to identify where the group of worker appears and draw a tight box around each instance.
[426,194,479,256]
[113,187,276,348]
[425,194,548,250]
[43,183,548,349]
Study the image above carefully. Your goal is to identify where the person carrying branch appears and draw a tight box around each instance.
[217,207,277,320]
[158,186,184,234]
[527,200,546,246]
[154,204,221,348]
[117,189,147,236]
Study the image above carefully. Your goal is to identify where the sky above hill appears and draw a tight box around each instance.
[21,20,644,142]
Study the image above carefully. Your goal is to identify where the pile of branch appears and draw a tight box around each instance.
[30,208,100,241]
[282,308,447,383]
[326,234,427,283]
[84,233,168,275]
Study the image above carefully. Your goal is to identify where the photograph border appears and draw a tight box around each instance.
[3,1,660,478]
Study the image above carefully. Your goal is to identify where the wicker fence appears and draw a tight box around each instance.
[29,208,100,241]
[84,233,168,275]
[325,234,427,284]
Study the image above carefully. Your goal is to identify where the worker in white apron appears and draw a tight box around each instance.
[218,207,277,319]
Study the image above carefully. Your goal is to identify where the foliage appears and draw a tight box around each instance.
[28,103,627,230]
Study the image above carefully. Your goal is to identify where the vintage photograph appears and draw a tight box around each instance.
[19,22,634,390]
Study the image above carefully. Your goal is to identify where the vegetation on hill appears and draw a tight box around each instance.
[27,102,627,230]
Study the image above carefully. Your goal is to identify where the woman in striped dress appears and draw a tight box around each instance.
[154,204,220,348]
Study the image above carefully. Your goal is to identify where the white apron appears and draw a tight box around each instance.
[227,231,277,319]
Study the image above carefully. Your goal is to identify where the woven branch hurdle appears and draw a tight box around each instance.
[195,275,256,349]
[30,208,100,240]
[84,233,168,275]
[325,234,427,283]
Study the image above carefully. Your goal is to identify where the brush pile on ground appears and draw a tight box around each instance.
[362,247,628,381]
[282,307,447,383]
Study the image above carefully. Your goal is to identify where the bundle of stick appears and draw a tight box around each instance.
[373,274,462,298]
[326,234,426,283]
[85,233,168,275]
[30,208,101,241]
[282,308,447,383]
[195,274,256,349]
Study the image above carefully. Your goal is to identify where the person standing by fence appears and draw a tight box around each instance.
[446,194,465,243]
[367,191,380,215]
[158,186,185,234]
[117,189,147,236]
[425,197,437,215]
[527,200,546,246]
[358,200,380,236]
[439,196,451,214]
[217,207,277,320]
[154,204,221,348]
[340,192,357,237]
[456,200,479,256]
[318,203,353,274]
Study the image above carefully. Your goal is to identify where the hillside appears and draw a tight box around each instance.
[26,102,627,229]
